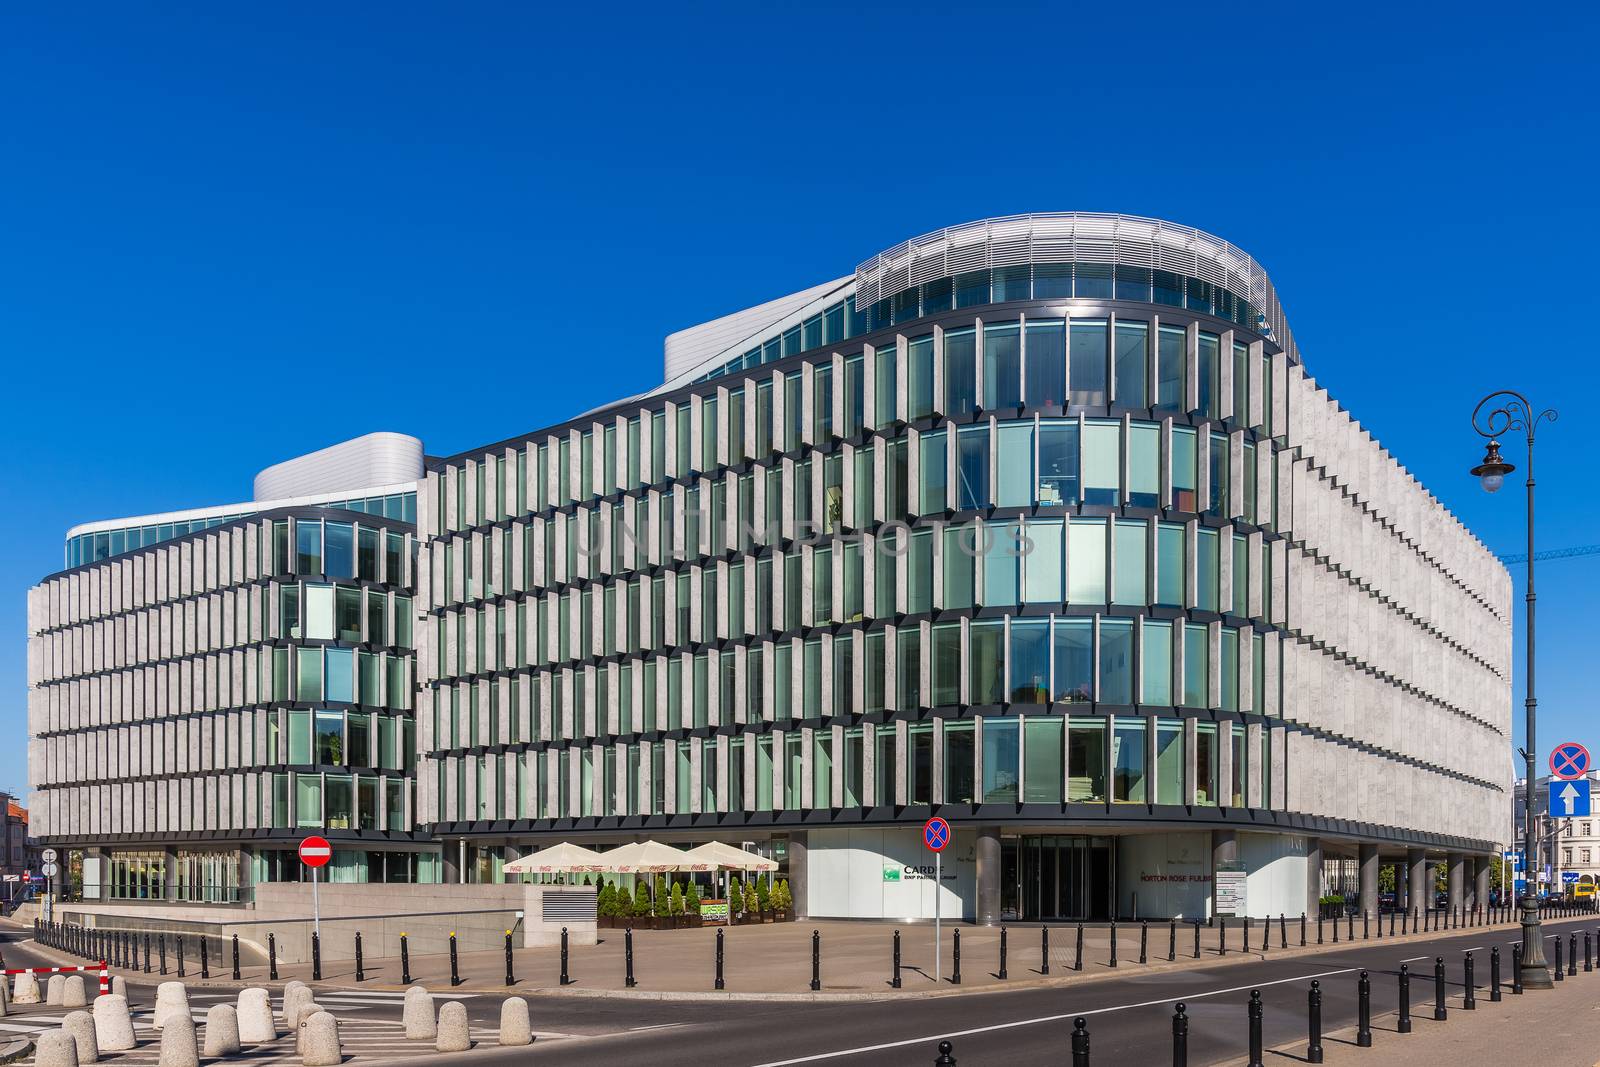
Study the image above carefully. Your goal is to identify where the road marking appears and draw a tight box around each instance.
[749,965,1363,1066]
[1400,955,1432,962]
[631,1022,687,1032]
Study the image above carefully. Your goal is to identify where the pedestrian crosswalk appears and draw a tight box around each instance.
[0,987,511,1063]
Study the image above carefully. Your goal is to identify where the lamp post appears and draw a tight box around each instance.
[1470,389,1558,990]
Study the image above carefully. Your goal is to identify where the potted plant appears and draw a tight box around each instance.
[743,879,760,923]
[669,882,686,928]
[756,876,771,921]
[728,877,745,924]
[632,881,652,930]
[685,881,704,928]
[772,878,793,921]
[596,880,616,928]
[652,874,670,930]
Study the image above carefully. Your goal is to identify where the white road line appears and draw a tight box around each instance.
[630,1022,687,1032]
[750,965,1364,1067]
[1400,955,1432,962]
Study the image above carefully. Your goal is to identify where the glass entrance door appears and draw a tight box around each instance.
[1020,836,1111,919]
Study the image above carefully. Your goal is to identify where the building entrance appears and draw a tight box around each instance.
[1009,835,1112,920]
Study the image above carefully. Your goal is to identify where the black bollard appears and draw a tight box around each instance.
[1587,931,1593,973]
[934,1039,956,1067]
[1307,980,1324,1063]
[1433,956,1447,1020]
[1555,934,1564,982]
[268,932,278,981]
[1042,925,1051,976]
[1318,913,1324,944]
[952,929,961,985]
[1169,919,1176,962]
[1512,944,1523,994]
[892,929,902,988]
[159,932,167,976]
[1140,920,1148,965]
[311,932,321,982]
[1300,912,1306,946]
[560,927,570,987]
[1281,913,1287,949]
[715,927,725,991]
[355,931,365,982]
[1071,1017,1090,1067]
[1463,952,1475,1010]
[144,932,151,974]
[998,925,1007,980]
[1194,919,1202,959]
[399,933,409,985]
[810,929,821,991]
[450,932,461,987]
[1357,969,1373,1045]
[1260,914,1268,952]
[1247,989,1264,1067]
[177,935,185,978]
[1363,910,1369,940]
[505,930,515,987]
[1220,916,1227,955]
[1398,963,1412,1033]
[201,935,209,979]
[625,927,636,988]
[1347,909,1354,942]
[1074,923,1083,972]
[232,933,241,981]
[1172,1002,1188,1067]
[1490,945,1502,1001]
[1109,921,1117,968]
[1570,933,1578,977]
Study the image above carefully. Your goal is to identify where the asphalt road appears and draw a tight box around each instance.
[8,916,1596,1065]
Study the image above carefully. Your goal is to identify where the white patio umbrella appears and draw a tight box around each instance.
[502,841,607,876]
[683,842,778,911]
[597,840,710,874]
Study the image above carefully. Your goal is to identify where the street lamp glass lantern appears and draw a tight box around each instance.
[1470,440,1515,494]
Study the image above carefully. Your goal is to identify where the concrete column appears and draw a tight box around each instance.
[1448,853,1465,913]
[441,840,462,885]
[975,826,1001,926]
[1474,856,1491,912]
[1213,830,1238,919]
[161,846,179,902]
[789,831,809,920]
[1407,848,1426,917]
[1358,844,1379,919]
[1306,837,1323,917]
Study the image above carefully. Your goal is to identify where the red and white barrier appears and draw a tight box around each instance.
[5,962,110,995]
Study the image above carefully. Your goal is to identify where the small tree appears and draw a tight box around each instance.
[633,881,651,918]
[596,881,616,918]
[729,877,744,913]
[756,876,771,911]
[669,881,685,917]
[653,874,669,915]
[774,878,792,914]
[686,881,702,916]
[743,879,760,916]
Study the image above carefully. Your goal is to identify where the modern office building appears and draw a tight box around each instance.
[27,433,428,901]
[414,212,1513,922]
[27,214,1513,923]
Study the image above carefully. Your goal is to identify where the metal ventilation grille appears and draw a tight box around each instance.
[542,890,597,922]
[856,212,1297,362]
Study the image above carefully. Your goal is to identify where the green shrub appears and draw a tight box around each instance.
[687,881,702,914]
[729,877,744,910]
[756,877,771,910]
[633,881,651,917]
[653,874,669,916]
[743,880,760,915]
[596,881,615,917]
[669,882,685,917]
[773,878,792,913]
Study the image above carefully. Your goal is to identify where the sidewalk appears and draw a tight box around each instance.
[1227,969,1600,1067]
[28,910,1589,1002]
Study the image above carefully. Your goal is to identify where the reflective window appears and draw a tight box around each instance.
[1156,523,1184,607]
[1053,618,1092,703]
[944,721,975,803]
[1024,320,1065,407]
[944,328,977,416]
[943,526,974,610]
[296,521,322,575]
[984,522,1020,608]
[983,322,1021,410]
[1195,721,1219,804]
[1207,433,1229,518]
[1230,722,1247,807]
[1067,717,1106,801]
[956,426,989,510]
[1069,320,1108,406]
[325,522,355,578]
[1082,420,1120,505]
[1171,427,1198,510]
[908,723,933,804]
[1009,619,1050,703]
[1023,519,1063,603]
[969,619,1004,705]
[1112,521,1147,606]
[1099,618,1134,704]
[996,423,1033,508]
[1155,719,1184,804]
[920,431,947,513]
[1023,718,1064,803]
[1197,332,1220,417]
[1037,420,1079,505]
[1112,717,1147,802]
[1113,322,1148,409]
[1197,529,1219,612]
[1068,519,1106,604]
[982,717,1020,802]
[908,335,935,420]
[1182,624,1209,708]
[1128,424,1159,508]
[1156,325,1185,412]
[932,622,961,706]
[1142,620,1173,705]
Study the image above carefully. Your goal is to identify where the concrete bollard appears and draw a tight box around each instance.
[63,1010,100,1064]
[281,981,310,1027]
[292,1002,323,1047]
[111,976,128,1002]
[0,978,9,1016]
[34,1031,79,1067]
[91,994,136,1051]
[63,975,88,1007]
[403,985,436,1040]
[14,970,40,1005]
[300,1010,342,1067]
[153,981,190,1030]
[203,1003,241,1057]
[158,1013,200,1067]
[47,973,66,1005]
[499,996,533,1046]
[436,1000,470,1053]
[237,987,278,1043]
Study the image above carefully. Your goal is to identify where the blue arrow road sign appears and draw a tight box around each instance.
[1549,778,1592,818]
[1563,871,1581,884]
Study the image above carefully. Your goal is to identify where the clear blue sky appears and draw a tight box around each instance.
[2,4,1596,801]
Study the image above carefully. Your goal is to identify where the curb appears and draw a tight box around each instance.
[0,1038,30,1064]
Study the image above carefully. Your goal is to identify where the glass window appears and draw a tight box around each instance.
[1115,264,1151,302]
[1023,717,1064,803]
[955,270,989,308]
[336,587,361,642]
[288,709,311,764]
[1076,263,1112,299]
[944,327,977,416]
[1142,620,1173,705]
[908,723,934,804]
[943,525,974,610]
[1068,519,1106,604]
[1197,528,1219,612]
[1069,320,1108,406]
[1112,717,1147,802]
[956,426,989,510]
[315,710,343,764]
[1024,320,1065,407]
[1113,322,1148,409]
[1009,619,1049,703]
[1023,519,1063,603]
[325,648,354,703]
[1128,424,1159,509]
[1230,722,1246,806]
[1232,535,1249,618]
[983,522,1020,608]
[295,520,322,575]
[324,522,355,578]
[1183,625,1209,708]
[1112,521,1147,606]
[1053,617,1092,703]
[907,529,933,614]
[1195,722,1219,804]
[920,430,948,513]
[969,619,1004,705]
[908,335,935,420]
[1171,427,1198,511]
[932,622,962,706]
[1220,628,1240,712]
[923,278,953,314]
[1197,332,1220,417]
[1207,433,1229,518]
[1037,420,1078,505]
[295,775,322,828]
[875,344,897,428]
[982,717,1020,803]
[812,732,833,808]
[1034,262,1071,298]
[1082,420,1120,505]
[944,722,975,804]
[1099,618,1134,705]
[996,423,1033,508]
[1155,719,1184,805]
[1067,717,1106,801]
[1242,442,1258,525]
[296,647,323,701]
[982,323,1021,410]
[993,265,1030,303]
[898,628,922,711]
[1156,325,1184,412]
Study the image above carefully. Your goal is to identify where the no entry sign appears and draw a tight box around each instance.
[1551,743,1591,781]
[299,835,332,869]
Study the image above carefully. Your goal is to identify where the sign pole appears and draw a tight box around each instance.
[934,850,942,983]
[312,866,321,940]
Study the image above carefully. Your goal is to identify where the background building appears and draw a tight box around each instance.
[412,212,1513,922]
[1514,772,1600,895]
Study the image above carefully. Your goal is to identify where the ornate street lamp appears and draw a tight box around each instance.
[1470,390,1558,990]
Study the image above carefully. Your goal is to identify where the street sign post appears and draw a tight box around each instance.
[299,835,332,938]
[40,847,58,913]
[1549,779,1591,818]
[1551,742,1591,780]
[1562,871,1580,885]
[923,817,950,982]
